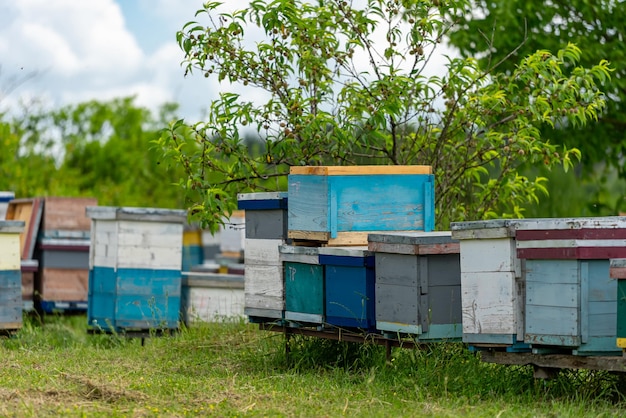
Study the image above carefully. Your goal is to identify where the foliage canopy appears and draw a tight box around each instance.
[448,0,624,176]
[159,0,611,231]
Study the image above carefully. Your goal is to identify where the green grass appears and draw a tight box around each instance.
[1,315,626,417]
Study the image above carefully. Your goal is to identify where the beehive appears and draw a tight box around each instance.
[288,166,434,245]
[0,221,25,332]
[86,206,186,332]
[281,245,324,325]
[238,193,288,320]
[516,217,626,355]
[451,220,526,348]
[318,246,376,330]
[36,197,97,312]
[181,271,244,324]
[182,224,204,272]
[368,231,462,341]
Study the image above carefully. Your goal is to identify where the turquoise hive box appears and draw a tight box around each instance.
[288,166,434,246]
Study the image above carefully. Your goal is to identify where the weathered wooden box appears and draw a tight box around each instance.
[319,246,376,330]
[238,193,289,321]
[86,207,186,332]
[35,197,96,312]
[36,237,90,312]
[368,231,462,341]
[281,245,324,325]
[181,272,244,324]
[0,191,14,220]
[451,220,526,347]
[516,217,626,355]
[41,197,97,236]
[0,221,25,332]
[288,166,434,245]
[5,197,43,260]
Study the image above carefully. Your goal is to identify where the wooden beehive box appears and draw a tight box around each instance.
[238,193,289,321]
[86,206,186,332]
[610,259,626,351]
[238,192,288,240]
[0,191,15,220]
[181,271,244,324]
[5,198,43,260]
[368,231,462,341]
[0,221,25,332]
[451,220,526,348]
[288,166,434,246]
[182,223,204,272]
[40,197,97,236]
[515,217,626,356]
[35,197,96,312]
[36,237,90,312]
[318,246,376,330]
[280,245,324,325]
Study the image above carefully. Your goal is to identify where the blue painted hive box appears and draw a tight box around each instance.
[368,231,462,341]
[280,245,324,325]
[86,206,186,332]
[288,166,434,245]
[318,246,376,330]
[0,221,25,332]
[515,217,626,356]
[451,219,527,350]
[182,224,203,272]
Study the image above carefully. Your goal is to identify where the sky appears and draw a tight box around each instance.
[0,0,215,121]
[0,0,456,123]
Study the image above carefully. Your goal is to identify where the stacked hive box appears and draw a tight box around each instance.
[216,210,245,272]
[36,197,97,312]
[281,245,324,325]
[288,166,434,246]
[451,220,527,350]
[181,271,244,324]
[86,207,186,333]
[0,221,24,333]
[515,217,625,356]
[6,198,43,310]
[368,231,462,341]
[237,192,288,321]
[182,223,204,272]
[319,246,376,330]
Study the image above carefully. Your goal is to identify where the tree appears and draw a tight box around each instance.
[447,1,625,176]
[0,97,186,209]
[159,0,611,232]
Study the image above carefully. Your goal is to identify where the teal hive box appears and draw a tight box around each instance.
[288,166,434,246]
[281,245,324,325]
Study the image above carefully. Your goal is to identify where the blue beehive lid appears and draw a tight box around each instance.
[237,192,288,210]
